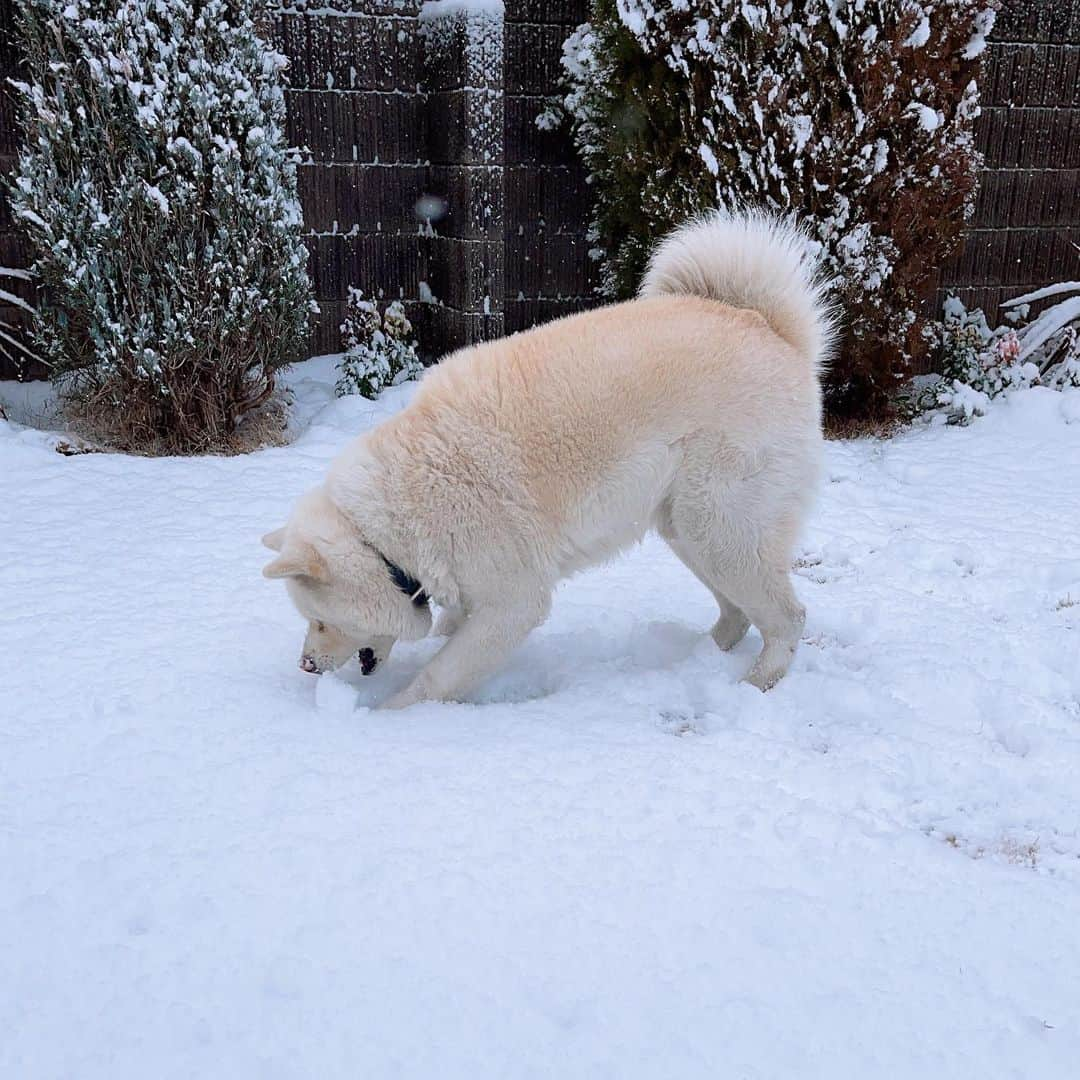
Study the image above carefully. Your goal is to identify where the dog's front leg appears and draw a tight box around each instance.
[431,603,466,637]
[381,595,549,709]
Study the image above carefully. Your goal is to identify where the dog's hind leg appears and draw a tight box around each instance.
[672,524,804,690]
[663,465,808,690]
[382,592,550,709]
[710,549,805,690]
[659,522,750,651]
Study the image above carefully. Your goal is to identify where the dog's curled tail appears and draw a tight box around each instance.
[639,209,838,371]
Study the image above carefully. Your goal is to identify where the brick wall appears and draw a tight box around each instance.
[939,0,1080,320]
[421,2,506,351]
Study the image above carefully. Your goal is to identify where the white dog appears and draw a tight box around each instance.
[263,210,835,709]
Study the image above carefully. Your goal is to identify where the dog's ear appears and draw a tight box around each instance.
[262,528,287,552]
[262,542,329,582]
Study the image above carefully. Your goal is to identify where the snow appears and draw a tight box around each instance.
[1005,281,1080,308]
[789,113,812,155]
[903,16,931,49]
[870,136,889,175]
[534,105,562,132]
[908,101,943,133]
[965,8,997,60]
[942,377,991,420]
[143,182,170,215]
[0,284,35,314]
[615,0,647,37]
[2,363,1080,1077]
[1015,294,1080,363]
[417,0,504,22]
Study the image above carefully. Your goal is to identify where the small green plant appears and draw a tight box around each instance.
[336,289,423,399]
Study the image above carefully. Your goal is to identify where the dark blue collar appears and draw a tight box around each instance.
[381,555,429,607]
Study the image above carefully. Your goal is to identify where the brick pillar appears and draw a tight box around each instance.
[503,0,595,334]
[420,3,506,352]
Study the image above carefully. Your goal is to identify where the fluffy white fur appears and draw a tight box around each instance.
[638,208,835,366]
[264,210,836,709]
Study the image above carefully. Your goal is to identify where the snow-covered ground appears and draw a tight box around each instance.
[2,361,1079,1078]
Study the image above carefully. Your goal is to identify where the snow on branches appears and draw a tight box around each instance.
[8,0,314,451]
[920,284,1080,423]
[562,0,995,416]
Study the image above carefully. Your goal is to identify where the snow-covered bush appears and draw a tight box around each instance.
[561,0,995,416]
[918,285,1080,423]
[336,289,423,399]
[8,0,313,452]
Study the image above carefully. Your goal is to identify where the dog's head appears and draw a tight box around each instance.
[262,488,431,675]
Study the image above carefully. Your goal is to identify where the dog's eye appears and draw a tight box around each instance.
[316,621,326,633]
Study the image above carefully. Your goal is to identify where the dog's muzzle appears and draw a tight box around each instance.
[357,648,379,676]
[299,655,320,674]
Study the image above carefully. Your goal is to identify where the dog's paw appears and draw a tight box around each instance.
[380,690,418,710]
[711,611,750,651]
[742,670,775,692]
[381,678,433,710]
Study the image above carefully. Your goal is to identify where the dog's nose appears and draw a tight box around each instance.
[357,647,378,676]
[299,655,320,674]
